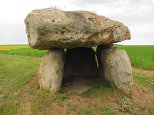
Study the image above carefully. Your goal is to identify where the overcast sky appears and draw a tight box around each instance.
[0,0,154,45]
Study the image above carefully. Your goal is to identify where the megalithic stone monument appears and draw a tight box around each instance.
[25,8,132,95]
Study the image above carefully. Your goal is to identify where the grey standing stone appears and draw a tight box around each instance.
[96,44,113,79]
[38,49,65,93]
[98,48,133,95]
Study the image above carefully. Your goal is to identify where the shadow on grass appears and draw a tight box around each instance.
[80,80,112,98]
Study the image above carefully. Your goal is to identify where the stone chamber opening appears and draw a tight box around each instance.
[62,46,104,91]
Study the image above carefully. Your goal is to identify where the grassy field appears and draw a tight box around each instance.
[0,45,154,115]
[1,45,154,69]
[117,45,154,70]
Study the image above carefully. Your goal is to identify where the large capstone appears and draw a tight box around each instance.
[25,8,131,50]
[38,49,65,93]
[97,48,133,95]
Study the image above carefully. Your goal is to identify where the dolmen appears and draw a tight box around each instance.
[25,8,133,95]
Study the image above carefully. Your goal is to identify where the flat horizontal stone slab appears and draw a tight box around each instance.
[25,8,131,49]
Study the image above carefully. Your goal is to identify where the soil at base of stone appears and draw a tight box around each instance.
[62,76,102,93]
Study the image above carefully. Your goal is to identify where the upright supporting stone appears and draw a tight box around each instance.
[97,47,133,95]
[38,49,65,93]
[96,44,113,79]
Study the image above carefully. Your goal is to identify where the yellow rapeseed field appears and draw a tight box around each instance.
[0,45,29,50]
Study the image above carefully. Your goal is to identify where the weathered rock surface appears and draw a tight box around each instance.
[63,47,97,80]
[38,49,65,93]
[96,44,113,78]
[99,48,133,95]
[25,8,131,49]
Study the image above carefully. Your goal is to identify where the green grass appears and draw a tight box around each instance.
[0,45,153,69]
[81,81,112,98]
[134,75,154,90]
[100,106,116,115]
[117,45,154,70]
[0,45,154,114]
[0,48,47,57]
[0,54,41,92]
[78,106,93,115]
[0,45,47,57]
[0,54,41,115]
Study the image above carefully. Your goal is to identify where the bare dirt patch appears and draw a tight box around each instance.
[18,102,32,115]
[62,76,102,93]
[132,84,154,107]
[133,68,154,77]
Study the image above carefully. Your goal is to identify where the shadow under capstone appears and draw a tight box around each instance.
[62,47,100,93]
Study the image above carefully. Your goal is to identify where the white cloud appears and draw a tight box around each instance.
[0,0,154,45]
